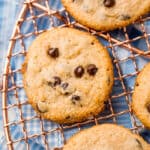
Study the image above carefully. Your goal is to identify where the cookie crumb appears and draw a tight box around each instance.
[37,102,48,113]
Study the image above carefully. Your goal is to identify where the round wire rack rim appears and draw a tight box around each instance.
[2,0,150,149]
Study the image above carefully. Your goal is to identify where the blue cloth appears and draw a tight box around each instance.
[0,0,150,149]
[0,0,23,149]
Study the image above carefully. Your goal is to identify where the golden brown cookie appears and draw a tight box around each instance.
[132,63,150,129]
[64,124,150,150]
[62,0,150,31]
[22,27,113,124]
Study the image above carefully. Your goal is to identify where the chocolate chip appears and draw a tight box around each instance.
[47,77,61,88]
[135,82,139,86]
[61,82,69,90]
[147,104,150,113]
[37,102,48,113]
[103,0,115,7]
[48,48,59,58]
[91,42,94,45]
[53,76,61,86]
[135,139,143,149]
[60,82,70,95]
[72,95,80,101]
[87,64,98,76]
[58,83,75,95]
[74,66,84,78]
[120,15,131,20]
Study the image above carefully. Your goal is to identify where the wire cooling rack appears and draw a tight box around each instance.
[2,0,150,149]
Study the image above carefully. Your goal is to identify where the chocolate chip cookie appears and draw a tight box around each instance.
[61,0,150,31]
[22,27,113,124]
[63,124,150,150]
[132,63,150,129]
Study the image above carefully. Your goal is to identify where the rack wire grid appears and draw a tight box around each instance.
[2,0,150,149]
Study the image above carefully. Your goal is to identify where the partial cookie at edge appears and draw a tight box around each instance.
[62,0,150,31]
[64,124,150,150]
[132,63,150,129]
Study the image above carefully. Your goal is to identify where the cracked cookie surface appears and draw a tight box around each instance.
[62,0,150,31]
[22,27,113,124]
[64,124,150,150]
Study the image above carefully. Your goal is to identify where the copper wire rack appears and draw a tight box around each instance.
[2,0,150,149]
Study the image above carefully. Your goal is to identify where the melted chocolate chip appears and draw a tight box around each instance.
[48,48,59,58]
[87,64,98,76]
[120,15,131,20]
[72,95,80,101]
[53,76,61,86]
[103,0,115,7]
[147,104,150,113]
[74,66,84,78]
[91,41,94,45]
[135,139,143,150]
[61,82,69,90]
